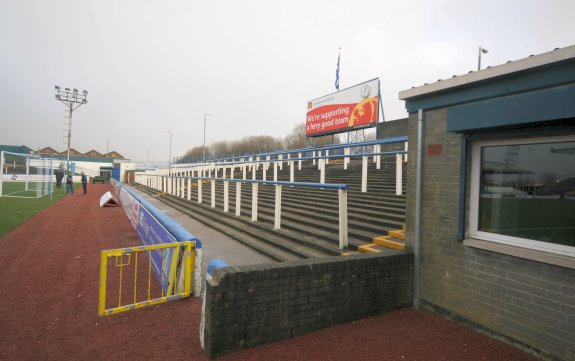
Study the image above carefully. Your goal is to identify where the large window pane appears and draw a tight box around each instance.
[478,140,575,247]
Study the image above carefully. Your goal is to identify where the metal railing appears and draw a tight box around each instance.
[136,174,350,249]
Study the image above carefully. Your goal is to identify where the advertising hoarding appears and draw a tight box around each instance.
[306,78,380,137]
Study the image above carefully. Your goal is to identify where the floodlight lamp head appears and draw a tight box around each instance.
[54,85,60,91]
[55,95,60,100]
[481,48,488,54]
[83,90,88,96]
[73,88,78,93]
[65,88,70,92]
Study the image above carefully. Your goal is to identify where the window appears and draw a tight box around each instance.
[469,135,575,257]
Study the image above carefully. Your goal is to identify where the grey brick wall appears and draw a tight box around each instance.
[405,109,575,361]
[377,118,408,153]
[202,252,413,358]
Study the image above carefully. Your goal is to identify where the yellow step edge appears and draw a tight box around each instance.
[358,244,381,254]
[372,236,405,250]
[388,230,405,240]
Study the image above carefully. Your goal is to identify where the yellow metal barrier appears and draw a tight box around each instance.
[99,241,195,316]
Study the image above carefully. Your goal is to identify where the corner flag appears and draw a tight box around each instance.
[335,53,340,91]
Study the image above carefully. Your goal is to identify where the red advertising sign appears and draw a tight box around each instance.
[306,78,380,137]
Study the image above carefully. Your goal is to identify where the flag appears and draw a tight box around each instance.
[335,53,340,91]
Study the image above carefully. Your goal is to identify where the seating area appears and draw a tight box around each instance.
[135,146,407,261]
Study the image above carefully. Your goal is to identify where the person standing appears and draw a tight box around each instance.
[81,171,88,195]
[55,168,63,189]
[66,171,75,196]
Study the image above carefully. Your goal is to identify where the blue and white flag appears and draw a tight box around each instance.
[335,53,340,91]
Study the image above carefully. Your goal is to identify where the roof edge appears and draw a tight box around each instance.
[399,45,575,100]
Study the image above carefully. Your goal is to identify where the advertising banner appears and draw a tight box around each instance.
[114,184,176,292]
[306,78,380,137]
[132,203,177,292]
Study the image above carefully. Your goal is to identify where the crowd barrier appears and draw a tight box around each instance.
[109,179,203,297]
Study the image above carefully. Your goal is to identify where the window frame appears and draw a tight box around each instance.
[468,134,575,258]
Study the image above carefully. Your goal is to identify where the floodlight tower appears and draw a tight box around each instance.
[54,86,88,172]
[203,113,213,163]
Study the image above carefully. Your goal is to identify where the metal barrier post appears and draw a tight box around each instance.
[362,156,368,193]
[298,152,302,170]
[224,180,229,212]
[235,182,241,216]
[338,188,348,249]
[396,153,403,196]
[187,178,191,201]
[320,158,325,184]
[289,161,294,183]
[274,184,282,229]
[211,180,216,208]
[251,183,258,221]
[404,141,409,162]
[198,178,203,204]
[273,161,278,182]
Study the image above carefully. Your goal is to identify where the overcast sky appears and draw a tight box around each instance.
[1,0,574,162]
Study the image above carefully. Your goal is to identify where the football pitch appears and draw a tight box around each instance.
[0,183,68,237]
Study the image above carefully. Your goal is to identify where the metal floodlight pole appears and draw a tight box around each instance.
[203,113,213,163]
[54,86,88,172]
[166,129,172,174]
[106,137,112,158]
[478,46,488,71]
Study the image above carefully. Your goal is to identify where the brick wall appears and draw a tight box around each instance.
[201,252,413,358]
[405,109,575,361]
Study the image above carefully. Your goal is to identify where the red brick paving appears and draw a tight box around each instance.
[0,184,537,360]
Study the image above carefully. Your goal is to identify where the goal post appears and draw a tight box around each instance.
[0,151,54,198]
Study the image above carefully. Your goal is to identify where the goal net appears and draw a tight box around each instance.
[0,151,54,198]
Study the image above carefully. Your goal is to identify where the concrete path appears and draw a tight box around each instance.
[125,184,273,273]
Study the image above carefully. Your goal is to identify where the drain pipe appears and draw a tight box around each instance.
[413,109,424,309]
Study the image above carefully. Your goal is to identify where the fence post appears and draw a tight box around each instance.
[338,188,348,249]
[251,183,258,222]
[243,165,247,180]
[279,154,283,170]
[235,182,242,216]
[362,156,368,193]
[252,163,257,180]
[325,149,329,164]
[376,144,381,170]
[396,153,403,196]
[274,184,282,229]
[210,180,215,208]
[298,152,302,170]
[344,147,350,170]
[187,177,191,201]
[273,161,278,182]
[289,161,294,183]
[263,163,267,181]
[198,178,203,204]
[404,142,409,162]
[320,158,325,184]
[224,180,229,212]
